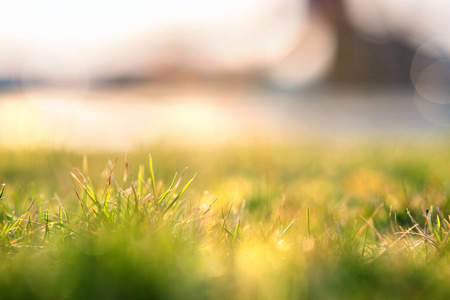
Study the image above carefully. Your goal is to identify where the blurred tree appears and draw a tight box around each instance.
[313,0,419,88]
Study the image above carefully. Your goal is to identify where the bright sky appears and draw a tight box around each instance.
[1,1,283,47]
[2,1,448,87]
[345,0,450,49]
[0,0,308,80]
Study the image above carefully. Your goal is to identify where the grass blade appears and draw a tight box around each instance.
[163,173,197,214]
[281,218,299,238]
[149,154,156,197]
[0,184,5,199]
[232,219,240,242]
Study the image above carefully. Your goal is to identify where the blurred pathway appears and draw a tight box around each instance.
[0,86,446,150]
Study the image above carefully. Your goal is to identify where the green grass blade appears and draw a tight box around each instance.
[219,203,233,240]
[163,173,197,214]
[0,184,5,199]
[232,219,240,243]
[164,168,188,206]
[138,164,144,197]
[158,172,178,205]
[149,154,156,197]
[427,217,442,244]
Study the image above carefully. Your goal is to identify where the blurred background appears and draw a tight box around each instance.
[1,0,450,150]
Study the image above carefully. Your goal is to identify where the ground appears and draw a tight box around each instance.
[1,140,450,299]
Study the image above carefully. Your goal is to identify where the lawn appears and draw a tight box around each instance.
[1,140,450,299]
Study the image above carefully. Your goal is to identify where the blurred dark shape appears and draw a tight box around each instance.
[0,78,20,93]
[94,75,146,88]
[313,0,419,88]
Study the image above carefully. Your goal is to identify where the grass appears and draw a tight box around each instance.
[2,141,450,299]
